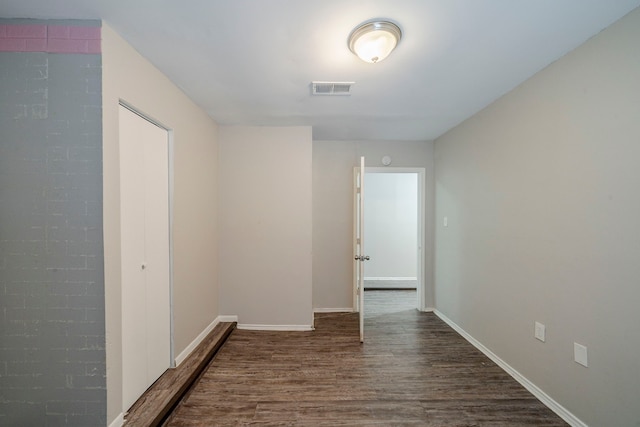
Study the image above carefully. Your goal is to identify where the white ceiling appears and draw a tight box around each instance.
[3,1,639,141]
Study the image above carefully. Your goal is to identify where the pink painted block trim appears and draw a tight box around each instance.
[6,24,47,39]
[25,39,48,52]
[69,26,101,40]
[0,38,26,51]
[48,26,70,39]
[87,39,101,54]
[0,24,101,53]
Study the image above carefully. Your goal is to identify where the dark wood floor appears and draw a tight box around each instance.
[164,291,567,426]
[124,322,236,426]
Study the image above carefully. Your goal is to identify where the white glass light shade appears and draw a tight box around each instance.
[348,21,402,63]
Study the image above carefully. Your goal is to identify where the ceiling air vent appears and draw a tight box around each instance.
[311,81,354,96]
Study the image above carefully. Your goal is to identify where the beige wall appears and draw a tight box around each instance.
[218,126,313,327]
[102,24,219,424]
[312,140,435,310]
[434,8,640,427]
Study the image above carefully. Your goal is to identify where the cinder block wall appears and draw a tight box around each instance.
[0,19,105,426]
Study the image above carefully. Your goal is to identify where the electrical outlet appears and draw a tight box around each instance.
[574,343,588,367]
[444,216,448,227]
[534,321,545,342]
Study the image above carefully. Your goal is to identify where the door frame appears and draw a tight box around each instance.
[352,157,366,342]
[361,167,426,311]
[118,100,176,366]
[352,165,363,314]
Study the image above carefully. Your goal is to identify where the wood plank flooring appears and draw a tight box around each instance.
[164,291,568,426]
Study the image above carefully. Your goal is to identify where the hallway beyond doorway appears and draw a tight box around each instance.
[364,289,416,314]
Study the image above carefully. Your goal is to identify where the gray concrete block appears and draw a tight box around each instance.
[0,402,47,426]
[67,321,104,337]
[1,21,105,423]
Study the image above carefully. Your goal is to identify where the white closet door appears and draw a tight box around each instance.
[141,115,171,384]
[119,105,171,411]
[120,106,147,410]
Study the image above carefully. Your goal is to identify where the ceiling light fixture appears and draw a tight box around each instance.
[348,20,402,63]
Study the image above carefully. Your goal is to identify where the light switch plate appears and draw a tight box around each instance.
[534,322,545,342]
[444,216,448,227]
[574,342,588,367]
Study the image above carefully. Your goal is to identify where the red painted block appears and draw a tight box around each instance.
[48,26,70,39]
[25,39,47,52]
[69,26,101,40]
[48,38,89,54]
[6,24,47,39]
[0,38,27,51]
[0,25,6,38]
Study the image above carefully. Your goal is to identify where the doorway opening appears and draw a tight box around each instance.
[363,168,425,312]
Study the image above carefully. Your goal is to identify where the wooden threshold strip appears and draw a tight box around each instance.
[123,321,237,427]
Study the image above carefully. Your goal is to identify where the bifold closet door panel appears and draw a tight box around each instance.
[141,121,171,385]
[118,105,171,411]
[119,105,151,410]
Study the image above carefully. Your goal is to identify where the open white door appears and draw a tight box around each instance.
[354,156,368,342]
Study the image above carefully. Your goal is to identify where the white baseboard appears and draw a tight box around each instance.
[175,315,241,366]
[365,283,417,289]
[313,308,354,313]
[364,277,417,281]
[422,306,435,312]
[108,412,124,427]
[237,324,314,331]
[433,310,587,427]
[175,316,221,366]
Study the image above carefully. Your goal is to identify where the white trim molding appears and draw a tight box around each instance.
[174,314,243,367]
[174,315,240,366]
[175,316,221,366]
[313,308,355,313]
[363,167,427,311]
[364,277,417,281]
[237,324,314,331]
[433,310,588,427]
[108,412,124,427]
